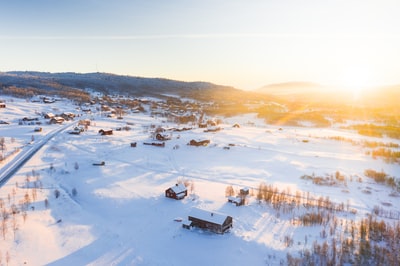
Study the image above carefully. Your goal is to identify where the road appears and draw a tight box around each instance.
[0,122,76,187]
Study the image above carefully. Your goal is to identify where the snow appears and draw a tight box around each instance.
[0,96,399,265]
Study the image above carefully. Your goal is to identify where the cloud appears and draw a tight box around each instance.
[1,33,398,41]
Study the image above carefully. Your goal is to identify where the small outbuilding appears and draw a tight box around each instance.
[240,187,250,196]
[165,183,187,200]
[188,139,210,146]
[50,116,65,124]
[228,196,245,206]
[183,208,233,234]
[99,129,113,135]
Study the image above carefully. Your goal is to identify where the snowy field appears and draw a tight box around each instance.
[0,96,399,265]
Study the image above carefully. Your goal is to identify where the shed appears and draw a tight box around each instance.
[240,187,250,196]
[165,183,187,200]
[50,116,64,124]
[228,196,245,206]
[188,139,210,146]
[99,129,113,135]
[183,208,232,234]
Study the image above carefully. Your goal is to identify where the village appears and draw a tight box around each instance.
[0,93,399,265]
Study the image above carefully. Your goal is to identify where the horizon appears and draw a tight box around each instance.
[1,1,400,90]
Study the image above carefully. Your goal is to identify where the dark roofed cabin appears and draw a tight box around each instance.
[183,208,233,234]
[165,183,187,200]
[99,129,113,135]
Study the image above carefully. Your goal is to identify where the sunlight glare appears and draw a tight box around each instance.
[339,65,373,99]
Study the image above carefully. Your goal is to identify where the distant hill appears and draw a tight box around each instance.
[0,71,276,106]
[0,71,236,97]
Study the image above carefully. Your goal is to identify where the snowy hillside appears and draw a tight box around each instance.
[0,96,399,265]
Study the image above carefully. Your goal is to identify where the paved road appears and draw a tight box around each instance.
[0,122,76,187]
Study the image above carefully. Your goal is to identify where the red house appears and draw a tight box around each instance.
[165,183,187,200]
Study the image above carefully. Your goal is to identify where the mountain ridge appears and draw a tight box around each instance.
[0,71,237,97]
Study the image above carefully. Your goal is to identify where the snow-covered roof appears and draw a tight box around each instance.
[227,196,242,204]
[189,207,231,225]
[169,183,187,194]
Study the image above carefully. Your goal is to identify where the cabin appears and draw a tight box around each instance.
[34,127,42,132]
[99,129,113,135]
[44,112,55,119]
[188,139,210,146]
[204,127,222,133]
[0,102,6,108]
[227,187,249,206]
[78,119,91,126]
[165,183,187,200]
[130,142,137,147]
[61,112,75,120]
[92,161,105,166]
[49,117,64,124]
[143,142,165,147]
[240,187,250,196]
[182,208,233,234]
[156,133,171,141]
[228,196,245,206]
[68,127,84,135]
[43,97,55,104]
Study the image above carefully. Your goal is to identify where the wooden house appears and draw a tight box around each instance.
[143,142,165,147]
[99,129,113,135]
[165,183,187,200]
[156,133,171,141]
[44,112,55,119]
[0,102,6,108]
[188,139,210,146]
[49,117,64,124]
[183,208,233,234]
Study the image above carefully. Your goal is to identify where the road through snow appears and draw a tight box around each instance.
[0,122,76,187]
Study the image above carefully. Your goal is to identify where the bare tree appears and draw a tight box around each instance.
[1,218,7,240]
[6,251,10,266]
[0,137,6,154]
[225,185,234,197]
[12,214,18,240]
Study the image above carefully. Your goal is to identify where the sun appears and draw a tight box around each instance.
[338,65,373,99]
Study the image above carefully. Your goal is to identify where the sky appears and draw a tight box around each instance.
[1,0,400,90]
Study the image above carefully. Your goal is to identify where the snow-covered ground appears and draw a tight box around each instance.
[0,96,399,265]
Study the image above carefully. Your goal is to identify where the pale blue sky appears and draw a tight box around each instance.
[1,0,399,90]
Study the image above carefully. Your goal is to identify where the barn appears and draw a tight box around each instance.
[165,183,187,200]
[183,208,233,234]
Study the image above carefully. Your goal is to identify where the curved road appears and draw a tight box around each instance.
[0,122,76,187]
